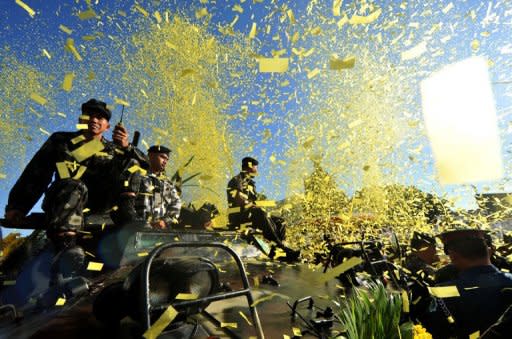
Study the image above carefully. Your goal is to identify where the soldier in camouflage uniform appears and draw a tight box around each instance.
[4,99,144,252]
[115,145,181,229]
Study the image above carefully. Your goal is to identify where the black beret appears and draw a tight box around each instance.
[148,145,171,155]
[81,99,111,121]
[410,232,436,250]
[242,156,258,169]
[437,229,488,246]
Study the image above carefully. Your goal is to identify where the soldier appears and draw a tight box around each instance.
[115,145,181,229]
[404,232,438,283]
[423,229,512,338]
[4,99,140,249]
[227,157,286,243]
[226,157,300,262]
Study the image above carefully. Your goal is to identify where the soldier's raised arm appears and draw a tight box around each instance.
[5,134,57,223]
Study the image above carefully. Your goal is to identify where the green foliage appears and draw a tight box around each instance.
[338,282,413,339]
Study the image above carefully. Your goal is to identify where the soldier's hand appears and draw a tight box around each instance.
[113,124,129,148]
[151,220,167,230]
[4,210,25,227]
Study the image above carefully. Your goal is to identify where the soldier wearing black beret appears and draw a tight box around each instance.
[115,145,181,230]
[3,99,143,284]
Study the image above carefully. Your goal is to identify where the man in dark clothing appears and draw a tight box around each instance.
[115,145,181,229]
[4,99,140,252]
[227,157,286,244]
[424,230,512,338]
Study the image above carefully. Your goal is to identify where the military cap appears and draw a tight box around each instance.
[81,99,111,121]
[148,145,171,155]
[242,156,259,169]
[411,232,436,250]
[437,229,488,246]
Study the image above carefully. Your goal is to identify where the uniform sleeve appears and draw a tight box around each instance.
[162,184,182,226]
[113,168,142,225]
[6,135,57,215]
[227,175,247,207]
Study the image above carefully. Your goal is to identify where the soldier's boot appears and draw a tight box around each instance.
[251,208,300,262]
[49,245,87,286]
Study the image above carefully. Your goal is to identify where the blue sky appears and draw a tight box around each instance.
[2,0,512,237]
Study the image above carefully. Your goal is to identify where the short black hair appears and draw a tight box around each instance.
[446,237,489,260]
[242,157,258,170]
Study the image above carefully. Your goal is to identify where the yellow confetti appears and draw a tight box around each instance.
[249,22,257,40]
[349,8,382,25]
[114,98,130,107]
[86,261,104,271]
[42,49,52,59]
[258,58,289,73]
[70,139,105,162]
[153,11,162,24]
[255,200,276,207]
[318,257,363,283]
[78,8,97,20]
[128,164,148,175]
[143,305,178,339]
[30,93,47,105]
[134,4,149,17]
[39,127,51,136]
[401,290,410,313]
[427,286,460,298]
[287,9,296,24]
[469,331,480,339]
[251,293,284,307]
[232,4,243,13]
[401,41,427,61]
[293,327,302,336]
[348,119,363,129]
[73,165,87,180]
[329,56,355,70]
[307,68,320,79]
[71,134,86,144]
[56,162,71,179]
[442,3,454,14]
[333,0,343,16]
[65,38,83,61]
[55,297,66,306]
[238,311,253,326]
[59,25,73,35]
[62,73,74,92]
[15,0,35,18]
[175,293,198,300]
[195,8,208,19]
[221,322,238,329]
[471,39,480,52]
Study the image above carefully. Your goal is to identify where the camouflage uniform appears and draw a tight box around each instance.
[227,171,286,243]
[6,131,142,245]
[115,169,182,228]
